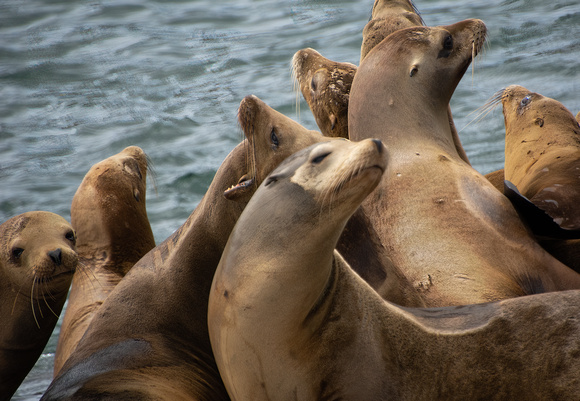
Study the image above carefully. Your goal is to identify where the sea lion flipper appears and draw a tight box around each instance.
[504,180,580,239]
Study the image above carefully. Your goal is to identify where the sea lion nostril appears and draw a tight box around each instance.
[48,248,62,265]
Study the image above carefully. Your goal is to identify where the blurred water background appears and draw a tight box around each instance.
[1,0,579,399]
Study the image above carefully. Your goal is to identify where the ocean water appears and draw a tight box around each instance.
[1,0,579,399]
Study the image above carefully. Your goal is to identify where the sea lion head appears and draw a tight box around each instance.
[71,146,155,272]
[292,49,356,139]
[361,0,424,61]
[225,94,330,202]
[252,138,387,240]
[500,85,580,142]
[350,19,486,138]
[1,211,77,297]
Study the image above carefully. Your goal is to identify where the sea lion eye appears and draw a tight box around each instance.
[310,76,317,92]
[270,129,279,149]
[12,247,24,260]
[312,152,331,164]
[443,35,453,51]
[65,230,76,244]
[521,96,531,107]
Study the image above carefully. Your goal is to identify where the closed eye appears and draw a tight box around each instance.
[312,152,331,164]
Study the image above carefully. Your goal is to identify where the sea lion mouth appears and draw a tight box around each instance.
[224,174,256,200]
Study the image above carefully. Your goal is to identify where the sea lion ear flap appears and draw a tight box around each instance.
[264,175,279,187]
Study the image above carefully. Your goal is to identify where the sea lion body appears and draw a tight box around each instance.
[54,146,156,376]
[42,96,326,401]
[208,139,580,400]
[348,20,580,306]
[0,212,77,401]
[501,85,580,231]
[500,85,580,273]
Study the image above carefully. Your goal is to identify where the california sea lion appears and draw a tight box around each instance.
[499,85,580,273]
[53,146,156,376]
[0,212,77,401]
[500,85,580,231]
[235,96,422,306]
[348,20,580,306]
[292,0,470,165]
[291,48,356,139]
[42,96,327,401]
[208,139,580,400]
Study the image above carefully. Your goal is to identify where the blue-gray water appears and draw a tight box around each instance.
[1,0,579,399]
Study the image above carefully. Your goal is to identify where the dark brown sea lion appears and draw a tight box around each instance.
[0,212,77,401]
[291,48,356,139]
[208,138,580,401]
[348,20,580,307]
[41,96,328,401]
[53,146,156,376]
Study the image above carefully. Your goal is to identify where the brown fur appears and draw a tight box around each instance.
[42,97,328,401]
[292,0,470,165]
[348,20,580,307]
[499,85,580,273]
[54,146,156,376]
[0,212,77,401]
[209,139,580,400]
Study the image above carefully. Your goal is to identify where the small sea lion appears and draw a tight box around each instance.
[53,146,156,376]
[292,48,356,139]
[0,212,77,401]
[42,96,328,401]
[208,139,580,400]
[348,20,580,306]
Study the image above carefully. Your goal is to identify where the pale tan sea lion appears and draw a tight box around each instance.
[208,139,580,400]
[348,20,580,307]
[53,146,156,376]
[498,85,580,273]
[0,212,77,401]
[41,96,329,401]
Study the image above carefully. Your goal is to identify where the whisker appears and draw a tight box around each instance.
[30,280,40,329]
[458,89,505,133]
[145,153,158,196]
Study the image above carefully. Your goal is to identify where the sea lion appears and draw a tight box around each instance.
[484,168,504,192]
[291,48,356,139]
[348,19,580,306]
[235,96,423,306]
[208,139,580,400]
[0,212,77,401]
[291,0,471,165]
[42,96,328,401]
[53,146,156,376]
[498,85,580,273]
[500,85,580,231]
